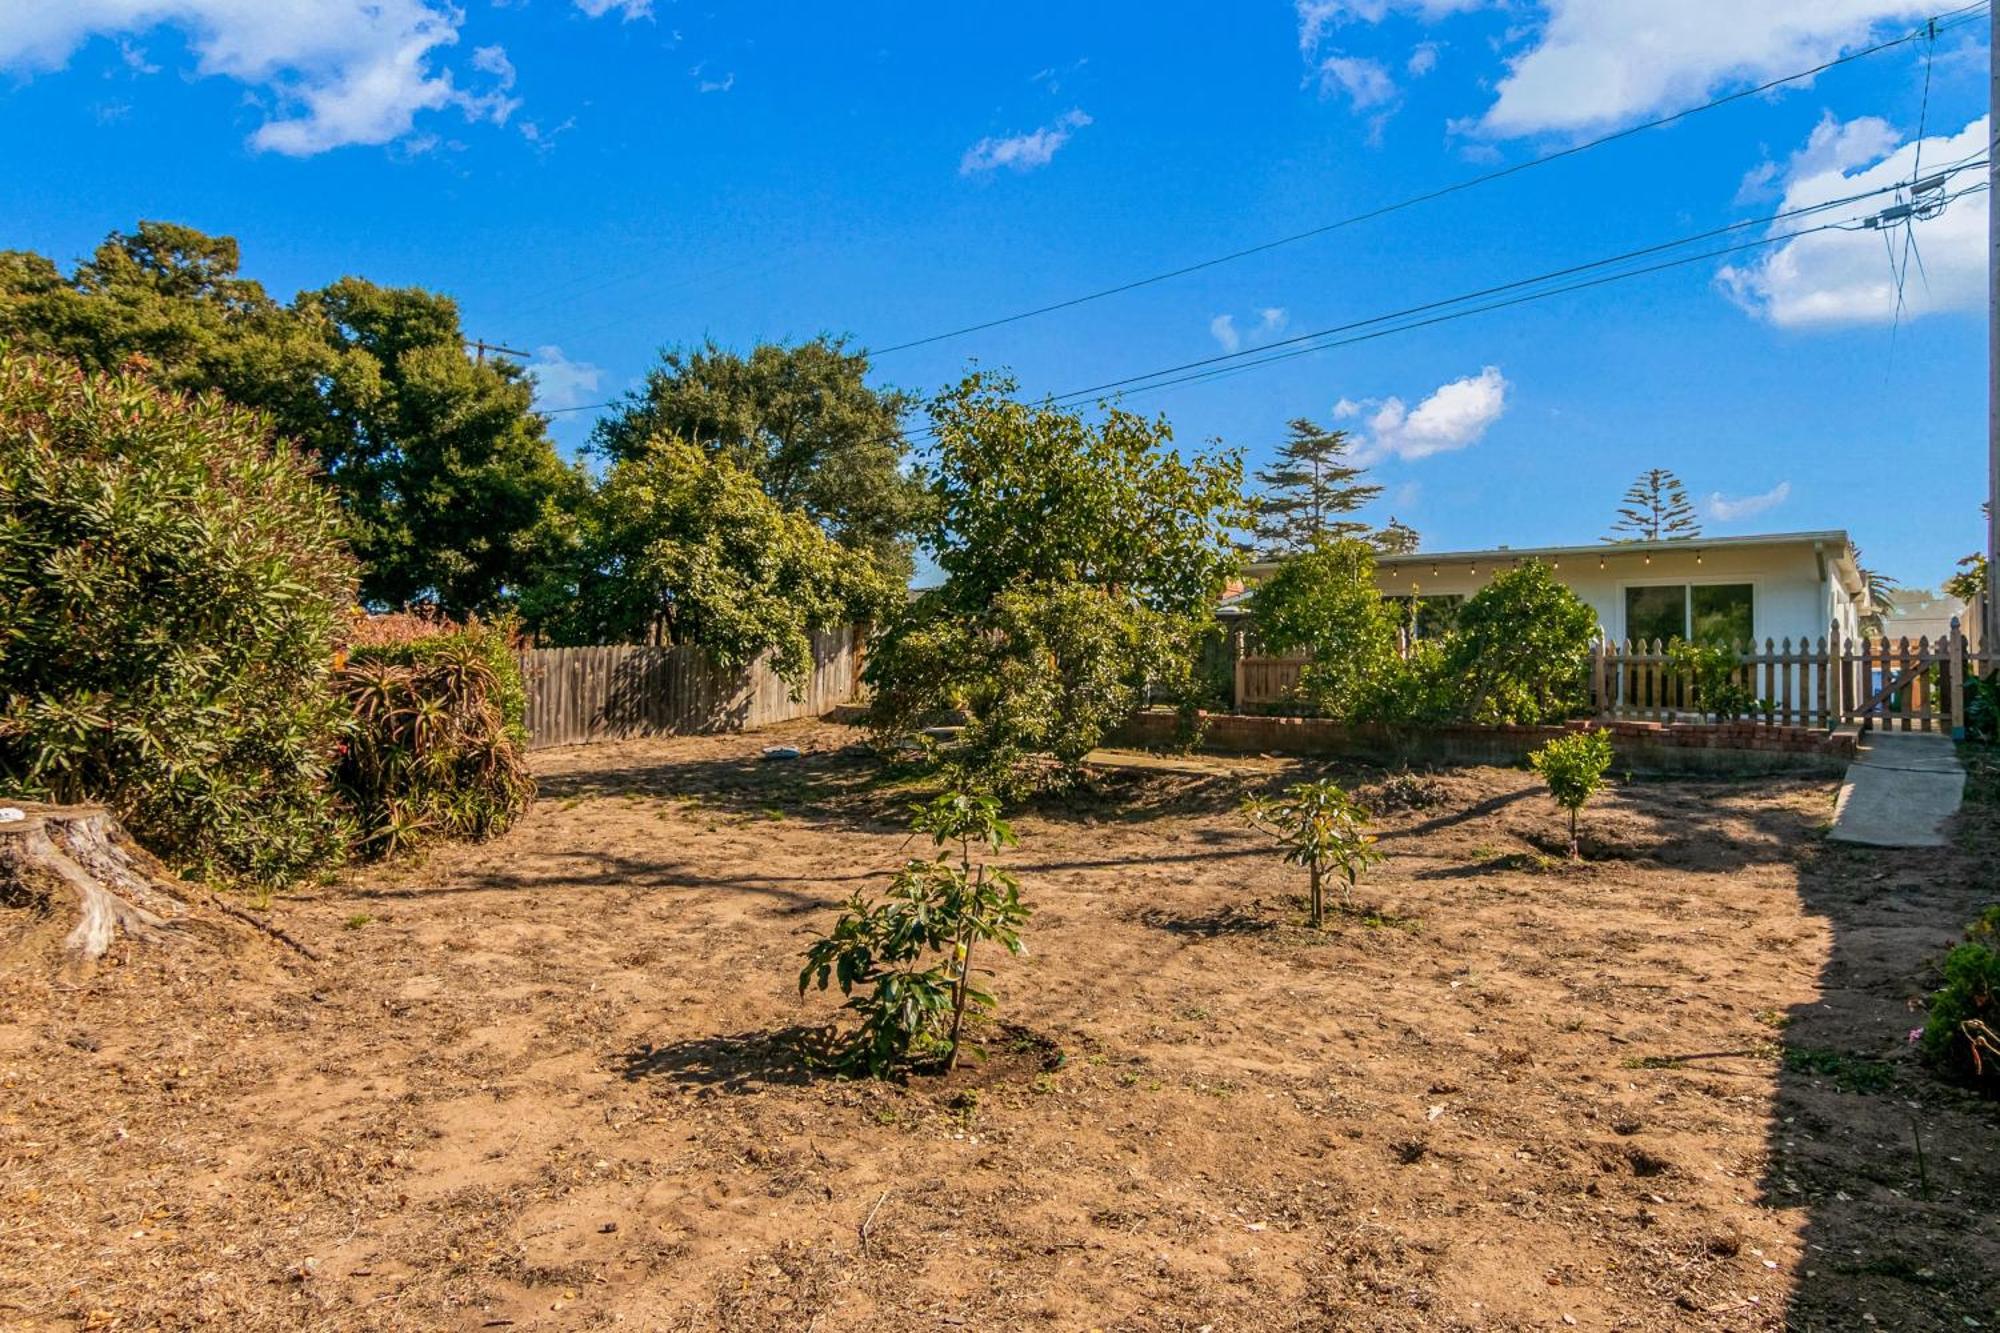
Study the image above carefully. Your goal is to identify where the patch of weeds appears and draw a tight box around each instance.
[1782,1046,1894,1094]
[559,796,584,811]
[1358,910,1423,933]
[342,913,374,930]
[1622,1055,1688,1070]
[1482,849,1565,874]
[1369,772,1450,812]
[1391,1138,1430,1165]
[1177,1004,1212,1022]
[760,807,787,821]
[1031,1073,1056,1095]
[1753,1009,1794,1030]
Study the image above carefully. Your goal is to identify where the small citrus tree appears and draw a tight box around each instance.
[1241,779,1382,927]
[1528,730,1614,859]
[800,791,1031,1075]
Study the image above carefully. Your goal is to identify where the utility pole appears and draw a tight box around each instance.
[465,338,529,366]
[1990,0,1999,643]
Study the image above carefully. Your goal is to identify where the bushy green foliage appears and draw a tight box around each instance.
[801,792,1032,1076]
[0,222,585,614]
[0,355,353,885]
[526,437,891,688]
[1921,908,2000,1087]
[867,372,1243,787]
[334,617,535,856]
[591,337,927,587]
[1241,779,1382,927]
[1446,562,1600,724]
[1667,640,1761,720]
[1528,729,1614,858]
[1249,538,1400,720]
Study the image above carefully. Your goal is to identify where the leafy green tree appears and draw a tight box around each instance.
[1444,561,1600,724]
[0,355,353,886]
[801,791,1031,1076]
[1528,730,1615,859]
[1605,468,1700,542]
[592,337,926,586]
[1241,779,1383,927]
[0,221,583,615]
[869,372,1244,784]
[1248,537,1400,720]
[524,437,891,687]
[1249,417,1382,556]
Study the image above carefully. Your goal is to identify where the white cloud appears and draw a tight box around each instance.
[1346,365,1510,464]
[1406,41,1439,76]
[691,63,734,93]
[0,0,521,155]
[1734,113,1898,202]
[960,108,1092,175]
[1210,307,1288,352]
[526,345,603,412]
[1473,1,1932,139]
[1719,113,1988,328]
[1314,54,1397,110]
[573,0,652,18]
[1706,481,1792,521]
[1295,0,1484,54]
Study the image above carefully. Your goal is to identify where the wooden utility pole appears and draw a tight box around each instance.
[1989,0,1999,642]
[465,338,529,365]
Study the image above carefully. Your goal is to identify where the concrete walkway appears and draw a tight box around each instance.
[1827,732,1966,848]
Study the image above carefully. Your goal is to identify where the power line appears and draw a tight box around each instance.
[538,165,1986,430]
[864,1,1991,359]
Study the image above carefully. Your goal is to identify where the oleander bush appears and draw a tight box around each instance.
[0,354,353,887]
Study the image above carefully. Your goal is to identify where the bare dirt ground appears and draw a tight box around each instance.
[3,722,1996,1332]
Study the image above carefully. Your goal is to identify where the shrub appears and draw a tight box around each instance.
[1445,562,1599,724]
[1249,538,1399,720]
[0,355,353,886]
[1528,730,1614,859]
[333,616,534,857]
[800,791,1031,1076]
[1921,908,2000,1087]
[1241,779,1382,927]
[1666,641,1761,720]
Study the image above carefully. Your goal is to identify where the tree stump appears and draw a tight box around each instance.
[0,803,186,958]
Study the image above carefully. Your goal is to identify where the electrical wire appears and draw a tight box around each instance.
[862,2,1992,358]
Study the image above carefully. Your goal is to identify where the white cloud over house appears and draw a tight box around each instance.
[960,109,1092,175]
[0,0,521,154]
[1706,481,1792,522]
[1337,365,1510,464]
[1719,114,1988,328]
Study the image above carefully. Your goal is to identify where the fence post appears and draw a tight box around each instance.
[1592,640,1607,716]
[1950,616,1968,740]
[1232,624,1246,714]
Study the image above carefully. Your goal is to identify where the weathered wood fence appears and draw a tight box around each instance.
[517,627,863,750]
[1232,622,1996,735]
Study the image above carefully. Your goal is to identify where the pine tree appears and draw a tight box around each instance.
[1372,516,1421,554]
[1250,418,1383,556]
[1605,468,1700,542]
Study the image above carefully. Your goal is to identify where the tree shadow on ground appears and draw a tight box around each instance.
[1741,757,2000,1327]
[615,1025,829,1093]
[1131,902,1280,938]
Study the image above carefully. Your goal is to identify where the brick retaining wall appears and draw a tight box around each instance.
[1107,710,1855,776]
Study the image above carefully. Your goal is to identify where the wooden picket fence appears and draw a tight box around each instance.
[517,627,863,750]
[1594,623,1995,734]
[1229,621,1995,735]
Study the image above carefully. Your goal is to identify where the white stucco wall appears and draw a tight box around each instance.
[1370,540,1857,647]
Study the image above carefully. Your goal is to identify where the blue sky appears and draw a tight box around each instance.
[0,1,1991,590]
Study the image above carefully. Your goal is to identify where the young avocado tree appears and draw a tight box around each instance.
[1241,779,1382,927]
[800,791,1031,1075]
[1528,730,1615,859]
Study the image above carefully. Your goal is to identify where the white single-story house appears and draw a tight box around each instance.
[1230,530,1874,648]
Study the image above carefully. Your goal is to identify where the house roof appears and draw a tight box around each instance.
[1231,529,1868,610]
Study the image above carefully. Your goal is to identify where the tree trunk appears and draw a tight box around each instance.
[0,804,186,959]
[1308,861,1323,928]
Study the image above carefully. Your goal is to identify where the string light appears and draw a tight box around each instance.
[1598,554,1605,570]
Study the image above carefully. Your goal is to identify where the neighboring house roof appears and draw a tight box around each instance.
[1231,530,1870,612]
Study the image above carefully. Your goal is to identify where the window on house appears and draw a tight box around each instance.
[1622,583,1753,647]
